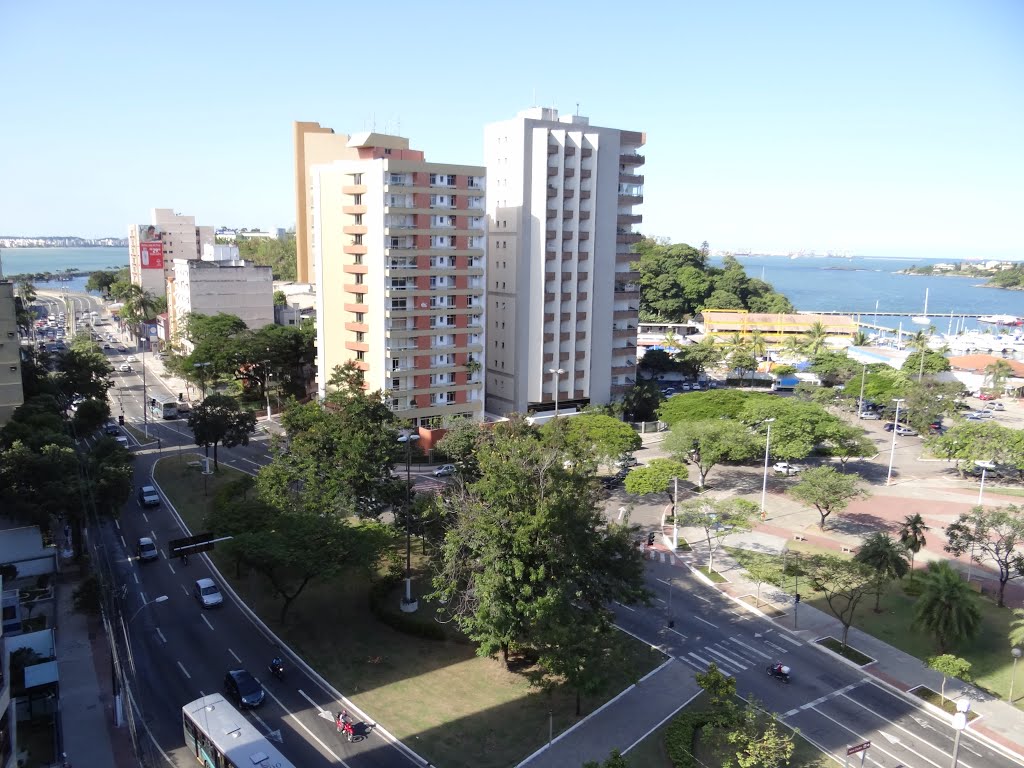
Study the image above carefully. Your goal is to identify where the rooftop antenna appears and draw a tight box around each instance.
[576,102,580,116]
[372,113,376,131]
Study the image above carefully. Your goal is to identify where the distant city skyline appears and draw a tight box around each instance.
[0,1,1021,259]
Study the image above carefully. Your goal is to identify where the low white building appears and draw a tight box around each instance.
[168,250,274,352]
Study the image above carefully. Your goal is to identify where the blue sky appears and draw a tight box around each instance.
[1,0,1021,258]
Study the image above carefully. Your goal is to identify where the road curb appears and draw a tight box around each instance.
[149,454,432,767]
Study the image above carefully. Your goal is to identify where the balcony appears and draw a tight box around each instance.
[562,231,573,240]
[343,244,367,256]
[620,153,645,166]
[547,208,557,219]
[548,166,558,176]
[545,293,556,303]
[546,229,557,240]
[578,251,590,261]
[343,224,368,235]
[545,312,555,322]
[579,232,590,242]
[546,250,557,261]
[580,169,591,179]
[545,272,556,282]
[564,189,575,199]
[561,272,572,281]
[619,173,644,185]
[581,147,593,158]
[579,210,590,221]
[342,184,367,195]
[614,309,636,320]
[618,194,643,205]
[565,146,576,157]
[544,333,554,342]
[578,271,589,281]
[617,213,642,225]
[580,190,590,200]
[564,168,575,179]
[562,209,573,219]
[344,283,368,295]
[547,186,557,198]
[617,233,642,244]
[548,144,558,155]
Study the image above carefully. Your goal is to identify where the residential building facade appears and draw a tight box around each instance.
[294,121,362,284]
[0,282,23,427]
[128,209,215,297]
[167,246,274,353]
[308,131,486,426]
[483,107,644,416]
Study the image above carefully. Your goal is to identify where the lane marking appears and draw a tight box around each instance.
[810,705,932,768]
[177,661,191,679]
[784,708,799,717]
[229,648,242,663]
[180,584,190,597]
[155,628,166,644]
[240,457,262,467]
[688,651,735,676]
[667,627,687,640]
[694,594,712,603]
[778,633,802,647]
[765,640,787,653]
[693,615,717,628]
[201,614,214,631]
[133,573,139,585]
[728,636,771,659]
[615,601,636,612]
[705,645,748,670]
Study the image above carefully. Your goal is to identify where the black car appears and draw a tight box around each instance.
[103,422,120,436]
[224,669,265,709]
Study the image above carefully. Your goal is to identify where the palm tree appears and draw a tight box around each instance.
[1010,608,1024,648]
[803,321,829,356]
[912,561,982,653]
[749,329,768,359]
[724,332,748,358]
[898,513,929,582]
[854,532,910,612]
[851,330,870,347]
[984,359,1013,394]
[781,335,806,359]
[119,284,157,341]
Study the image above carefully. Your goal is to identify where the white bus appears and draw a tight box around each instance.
[182,694,296,768]
[150,398,179,420]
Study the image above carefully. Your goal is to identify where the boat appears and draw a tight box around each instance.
[911,288,930,325]
[978,314,1023,326]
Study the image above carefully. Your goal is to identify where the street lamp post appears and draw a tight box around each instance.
[950,700,971,768]
[128,594,168,625]
[398,429,420,613]
[262,359,273,421]
[547,368,566,417]
[967,460,996,582]
[760,418,776,521]
[1010,647,1022,704]
[193,361,212,400]
[116,594,168,726]
[885,398,905,486]
[857,364,867,414]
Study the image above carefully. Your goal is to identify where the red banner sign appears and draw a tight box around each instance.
[140,241,164,270]
[846,742,871,756]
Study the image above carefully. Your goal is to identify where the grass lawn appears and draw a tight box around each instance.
[816,637,874,666]
[911,687,981,720]
[694,566,727,583]
[123,423,155,445]
[154,453,666,768]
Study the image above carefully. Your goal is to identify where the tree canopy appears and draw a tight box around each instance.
[789,466,866,530]
[542,413,641,464]
[664,420,757,488]
[944,504,1024,607]
[187,393,257,469]
[914,561,983,652]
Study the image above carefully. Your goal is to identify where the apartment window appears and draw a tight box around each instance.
[354,274,363,284]
[355,332,365,342]
[354,214,363,224]
[355,312,365,323]
[392,358,401,370]
[392,378,400,390]
[353,254,363,265]
[391,298,407,310]
[355,350,365,361]
[446,391,457,404]
[446,315,456,327]
[352,173,363,184]
[353,194,363,204]
[353,234,363,245]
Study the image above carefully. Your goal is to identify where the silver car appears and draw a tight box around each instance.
[193,578,224,608]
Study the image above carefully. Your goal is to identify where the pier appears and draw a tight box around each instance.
[798,310,988,318]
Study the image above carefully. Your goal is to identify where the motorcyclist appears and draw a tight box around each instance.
[270,657,284,676]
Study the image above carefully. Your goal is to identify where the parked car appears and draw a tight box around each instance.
[136,537,159,562]
[858,411,881,420]
[223,669,265,709]
[895,424,919,436]
[193,578,224,608]
[138,485,161,507]
[883,422,896,432]
[984,402,1006,412]
[614,455,639,469]
[977,392,998,401]
[433,464,457,477]
[966,410,994,420]
[773,462,801,475]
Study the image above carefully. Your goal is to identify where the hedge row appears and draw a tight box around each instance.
[664,711,712,768]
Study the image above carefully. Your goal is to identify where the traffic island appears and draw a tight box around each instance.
[815,636,875,666]
[693,565,728,583]
[737,595,787,618]
[910,686,981,720]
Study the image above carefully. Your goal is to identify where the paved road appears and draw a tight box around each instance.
[613,560,1021,768]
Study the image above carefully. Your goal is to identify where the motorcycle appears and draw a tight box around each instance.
[269,657,285,680]
[766,664,791,683]
[180,551,189,566]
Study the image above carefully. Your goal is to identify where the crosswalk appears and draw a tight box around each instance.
[677,633,801,678]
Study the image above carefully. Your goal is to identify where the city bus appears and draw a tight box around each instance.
[182,694,296,768]
[149,398,179,420]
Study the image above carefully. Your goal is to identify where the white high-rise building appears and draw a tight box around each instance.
[484,108,645,416]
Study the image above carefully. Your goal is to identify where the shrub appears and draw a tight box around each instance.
[665,711,711,768]
[72,575,101,614]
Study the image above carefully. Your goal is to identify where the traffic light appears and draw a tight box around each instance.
[118,414,124,426]
[150,398,156,408]
[178,392,184,402]
[795,593,801,603]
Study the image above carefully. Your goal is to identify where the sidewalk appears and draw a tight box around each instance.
[660,539,1024,760]
[519,659,699,767]
[55,566,135,768]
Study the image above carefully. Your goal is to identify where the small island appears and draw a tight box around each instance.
[899,260,1024,289]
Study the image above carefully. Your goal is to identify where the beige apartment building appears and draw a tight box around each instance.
[294,121,358,284]
[305,130,486,426]
[128,209,215,297]
[484,108,645,415]
[167,246,274,353]
[0,282,24,427]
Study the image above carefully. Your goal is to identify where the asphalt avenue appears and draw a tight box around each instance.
[611,559,1022,768]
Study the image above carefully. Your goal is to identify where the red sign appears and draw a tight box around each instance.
[846,742,871,755]
[140,241,164,270]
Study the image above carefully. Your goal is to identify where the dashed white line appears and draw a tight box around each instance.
[615,601,636,612]
[809,705,919,768]
[201,614,214,631]
[133,573,139,585]
[155,628,167,644]
[667,627,687,640]
[239,457,261,467]
[229,648,242,663]
[765,640,787,653]
[177,661,191,679]
[693,615,717,628]
[694,594,712,603]
[778,633,802,647]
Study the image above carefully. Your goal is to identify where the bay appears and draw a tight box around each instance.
[0,246,128,294]
[716,255,1023,333]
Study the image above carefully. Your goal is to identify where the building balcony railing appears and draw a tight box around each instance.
[581,147,593,157]
[548,144,558,155]
[619,153,645,166]
[617,233,643,244]
[565,146,576,156]
[547,186,557,198]
[617,213,642,225]
[619,173,644,185]
[618,194,643,205]
[547,208,557,219]
[548,166,558,177]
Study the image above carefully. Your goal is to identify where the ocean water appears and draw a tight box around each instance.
[717,255,1023,332]
[0,246,128,294]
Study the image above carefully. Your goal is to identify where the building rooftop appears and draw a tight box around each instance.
[948,354,1024,377]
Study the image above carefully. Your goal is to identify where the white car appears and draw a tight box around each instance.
[118,363,132,372]
[773,462,801,475]
[126,355,138,362]
[895,424,919,436]
[966,410,994,420]
[858,411,881,420]
[984,402,1005,412]
[433,464,457,477]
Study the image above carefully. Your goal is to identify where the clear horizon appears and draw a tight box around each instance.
[0,1,1021,259]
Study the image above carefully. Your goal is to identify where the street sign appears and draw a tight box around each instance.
[847,742,871,756]
[169,532,218,558]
